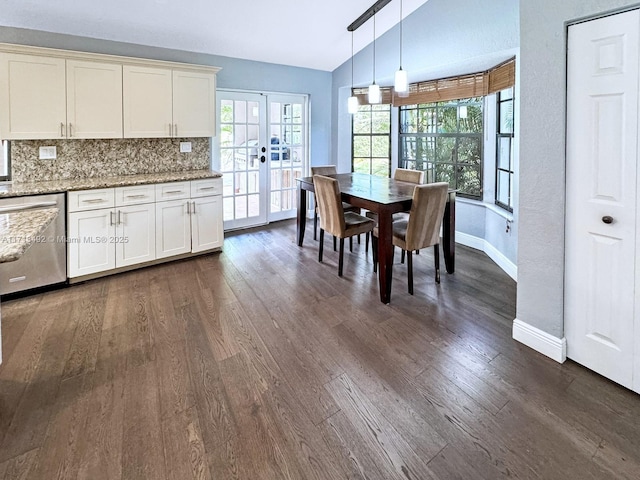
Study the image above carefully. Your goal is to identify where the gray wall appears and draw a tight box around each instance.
[331,0,519,264]
[0,26,333,166]
[518,0,640,339]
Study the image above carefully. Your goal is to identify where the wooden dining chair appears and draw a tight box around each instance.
[313,175,375,277]
[365,168,425,253]
[372,182,449,294]
[311,165,360,241]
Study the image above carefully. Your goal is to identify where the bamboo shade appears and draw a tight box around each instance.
[352,86,394,105]
[486,58,516,94]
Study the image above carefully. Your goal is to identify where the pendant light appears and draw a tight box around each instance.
[347,31,359,114]
[394,0,409,97]
[368,13,381,104]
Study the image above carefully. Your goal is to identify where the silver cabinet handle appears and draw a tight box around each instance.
[69,123,73,137]
[125,194,147,199]
[198,186,215,191]
[186,201,191,214]
[117,210,122,225]
[60,122,65,137]
[165,190,184,195]
[169,123,173,137]
[174,124,178,137]
[110,211,115,226]
[192,201,196,214]
[82,198,105,204]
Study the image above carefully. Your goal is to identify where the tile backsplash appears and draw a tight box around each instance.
[10,137,210,182]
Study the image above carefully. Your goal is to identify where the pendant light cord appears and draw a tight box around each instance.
[399,0,403,69]
[351,31,355,89]
[372,14,376,84]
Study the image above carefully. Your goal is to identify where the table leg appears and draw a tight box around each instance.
[297,184,307,247]
[442,192,455,274]
[377,209,394,304]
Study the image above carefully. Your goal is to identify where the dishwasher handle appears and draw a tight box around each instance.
[0,201,58,214]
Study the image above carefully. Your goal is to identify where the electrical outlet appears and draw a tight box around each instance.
[179,142,192,153]
[39,146,56,160]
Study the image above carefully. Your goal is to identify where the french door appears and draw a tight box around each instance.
[216,91,307,230]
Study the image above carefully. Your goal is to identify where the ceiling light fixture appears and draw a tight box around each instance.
[347,31,359,114]
[394,0,409,97]
[368,13,381,104]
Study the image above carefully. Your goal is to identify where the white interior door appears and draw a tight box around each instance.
[565,9,640,392]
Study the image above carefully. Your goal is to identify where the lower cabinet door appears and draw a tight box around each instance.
[156,199,191,259]
[68,208,116,277]
[116,203,156,267]
[191,195,223,253]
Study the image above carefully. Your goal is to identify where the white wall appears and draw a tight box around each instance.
[517,0,640,342]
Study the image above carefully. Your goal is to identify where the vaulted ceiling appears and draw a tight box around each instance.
[1,0,430,71]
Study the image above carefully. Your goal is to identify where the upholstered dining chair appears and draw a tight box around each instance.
[313,175,375,277]
[372,182,449,294]
[365,168,425,253]
[311,165,360,242]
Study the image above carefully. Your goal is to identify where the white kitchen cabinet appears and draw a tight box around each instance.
[0,53,66,139]
[123,65,173,138]
[0,54,124,140]
[123,66,216,138]
[172,70,216,137]
[66,60,123,139]
[156,199,191,259]
[116,203,156,267]
[68,208,116,277]
[191,195,223,252]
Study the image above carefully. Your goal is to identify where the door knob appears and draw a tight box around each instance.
[261,146,266,153]
[602,215,614,224]
[260,155,266,163]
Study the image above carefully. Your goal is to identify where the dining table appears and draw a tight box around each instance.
[296,172,456,304]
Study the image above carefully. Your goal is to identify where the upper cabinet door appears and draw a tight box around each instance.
[0,53,66,140]
[172,70,216,137]
[123,65,172,138]
[66,60,123,139]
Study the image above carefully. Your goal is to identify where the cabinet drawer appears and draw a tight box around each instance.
[68,189,115,212]
[155,181,190,201]
[115,184,156,206]
[191,178,222,198]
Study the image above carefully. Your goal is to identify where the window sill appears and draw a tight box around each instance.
[457,197,514,221]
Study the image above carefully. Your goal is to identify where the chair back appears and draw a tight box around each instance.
[405,182,449,251]
[313,175,345,237]
[394,168,424,184]
[311,165,337,176]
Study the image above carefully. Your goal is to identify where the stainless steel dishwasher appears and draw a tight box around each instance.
[0,193,66,294]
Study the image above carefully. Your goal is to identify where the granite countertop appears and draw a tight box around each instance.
[0,169,223,198]
[0,208,59,263]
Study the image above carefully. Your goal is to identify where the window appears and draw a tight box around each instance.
[399,98,483,198]
[496,88,514,211]
[352,104,391,177]
[0,140,9,181]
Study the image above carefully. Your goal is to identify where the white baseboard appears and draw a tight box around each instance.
[512,319,567,363]
[455,231,517,281]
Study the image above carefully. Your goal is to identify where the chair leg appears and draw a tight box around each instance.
[407,250,413,295]
[349,236,353,253]
[434,244,440,284]
[372,235,378,273]
[401,249,405,264]
[357,234,361,244]
[333,236,337,251]
[314,211,318,240]
[319,229,324,262]
[365,232,369,254]
[338,238,345,277]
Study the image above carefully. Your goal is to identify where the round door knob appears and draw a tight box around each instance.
[602,215,614,224]
[260,155,266,163]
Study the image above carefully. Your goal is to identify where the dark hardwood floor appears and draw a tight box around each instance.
[0,218,639,479]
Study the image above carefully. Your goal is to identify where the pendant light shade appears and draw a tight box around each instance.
[394,0,409,96]
[347,31,359,114]
[368,13,381,104]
